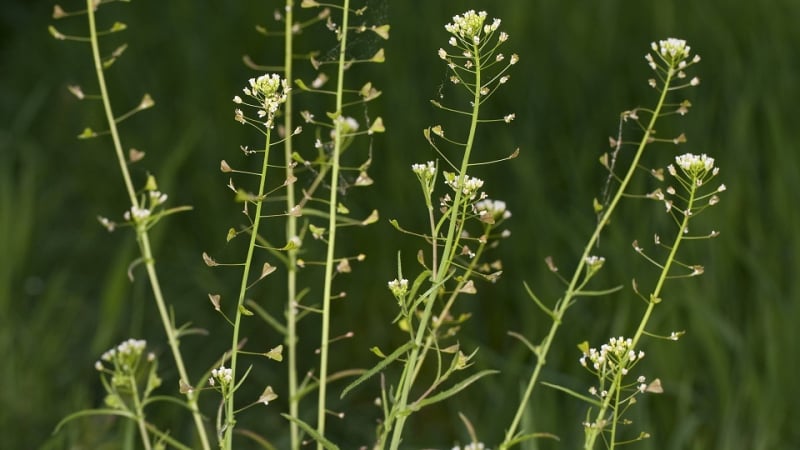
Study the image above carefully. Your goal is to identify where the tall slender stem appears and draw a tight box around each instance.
[388,40,483,450]
[316,0,350,446]
[223,124,274,449]
[502,63,677,449]
[282,2,300,449]
[86,2,210,449]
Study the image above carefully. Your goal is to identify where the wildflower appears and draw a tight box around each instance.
[475,198,511,222]
[584,255,606,275]
[445,10,490,42]
[674,153,715,178]
[235,74,290,129]
[387,278,409,298]
[444,172,484,200]
[210,365,233,387]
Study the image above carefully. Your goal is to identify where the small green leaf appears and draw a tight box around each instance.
[239,304,254,316]
[281,414,339,450]
[341,341,415,399]
[226,227,237,242]
[412,370,499,411]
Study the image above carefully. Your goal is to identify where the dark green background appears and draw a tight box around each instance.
[2,1,798,449]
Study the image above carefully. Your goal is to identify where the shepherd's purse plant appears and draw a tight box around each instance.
[50,2,722,449]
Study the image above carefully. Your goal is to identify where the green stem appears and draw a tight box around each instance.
[387,40,483,450]
[316,0,350,446]
[283,2,300,449]
[501,64,678,449]
[224,126,274,449]
[130,376,153,450]
[583,167,697,449]
[85,3,210,449]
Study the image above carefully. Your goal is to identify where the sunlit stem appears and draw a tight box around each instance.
[388,39,483,450]
[316,0,350,447]
[283,2,301,449]
[85,2,210,449]
[502,59,679,450]
[224,126,274,450]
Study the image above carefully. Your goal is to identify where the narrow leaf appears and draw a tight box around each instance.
[341,340,415,399]
[412,370,499,411]
[280,414,340,450]
[540,381,601,407]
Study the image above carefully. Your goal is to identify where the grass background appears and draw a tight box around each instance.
[1,0,798,449]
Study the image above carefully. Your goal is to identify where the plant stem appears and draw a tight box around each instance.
[387,40,483,450]
[224,124,274,449]
[130,376,153,450]
[583,162,697,450]
[316,0,350,446]
[282,2,300,449]
[85,2,210,449]
[501,62,678,450]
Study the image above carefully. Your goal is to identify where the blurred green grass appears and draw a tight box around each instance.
[1,0,798,448]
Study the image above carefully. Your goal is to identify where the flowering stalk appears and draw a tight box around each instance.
[380,11,516,450]
[582,153,723,449]
[224,74,290,449]
[502,38,702,448]
[314,0,350,444]
[52,3,210,448]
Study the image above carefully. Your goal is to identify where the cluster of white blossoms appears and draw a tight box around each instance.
[668,153,725,197]
[233,73,290,129]
[645,38,701,88]
[412,161,437,179]
[444,172,485,201]
[580,336,645,377]
[451,443,488,450]
[387,278,409,298]
[444,10,498,43]
[209,365,233,387]
[475,198,511,222]
[96,338,149,372]
[437,9,519,98]
[674,153,717,176]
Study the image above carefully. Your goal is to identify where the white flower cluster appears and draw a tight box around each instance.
[475,198,511,222]
[451,443,488,450]
[412,161,437,179]
[444,10,499,43]
[234,73,290,129]
[387,278,409,298]
[209,365,233,387]
[96,338,147,371]
[645,38,701,88]
[675,153,715,173]
[100,338,146,362]
[580,336,644,376]
[444,172,485,200]
[124,205,151,222]
[654,38,692,60]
